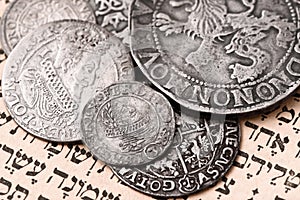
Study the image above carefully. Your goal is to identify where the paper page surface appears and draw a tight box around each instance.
[0,1,299,199]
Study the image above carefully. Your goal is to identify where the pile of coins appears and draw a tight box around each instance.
[1,0,299,198]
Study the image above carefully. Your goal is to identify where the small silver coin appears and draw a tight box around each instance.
[0,0,96,55]
[112,111,240,197]
[130,0,300,114]
[89,0,132,45]
[2,20,135,142]
[81,81,175,166]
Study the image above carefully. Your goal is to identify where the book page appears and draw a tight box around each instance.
[0,1,299,199]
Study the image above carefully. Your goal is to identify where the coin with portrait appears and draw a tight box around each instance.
[2,20,134,142]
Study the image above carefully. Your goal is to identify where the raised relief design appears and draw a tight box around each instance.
[2,21,134,142]
[155,0,296,83]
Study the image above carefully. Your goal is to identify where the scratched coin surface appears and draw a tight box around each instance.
[0,0,96,55]
[2,20,134,142]
[89,0,132,45]
[130,0,300,114]
[112,111,240,197]
[81,81,175,166]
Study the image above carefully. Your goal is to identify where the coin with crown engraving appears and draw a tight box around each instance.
[81,81,175,166]
[130,0,300,114]
[112,111,240,197]
[2,20,134,142]
[0,0,96,55]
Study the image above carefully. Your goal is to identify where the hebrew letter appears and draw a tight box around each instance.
[251,155,266,175]
[26,160,46,176]
[284,170,300,189]
[37,195,49,200]
[233,150,249,169]
[215,176,235,195]
[254,127,275,146]
[76,180,86,196]
[270,134,289,152]
[276,106,295,125]
[10,125,20,135]
[266,162,273,173]
[245,121,259,140]
[12,151,33,169]
[2,145,14,164]
[80,184,100,200]
[71,146,92,164]
[62,176,78,192]
[47,168,68,188]
[271,164,287,185]
[0,177,12,195]
[7,185,29,200]
[0,112,12,127]
[44,142,64,159]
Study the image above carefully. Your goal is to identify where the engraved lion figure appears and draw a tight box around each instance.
[155,0,296,83]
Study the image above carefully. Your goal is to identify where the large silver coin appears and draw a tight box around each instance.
[81,81,175,166]
[0,0,96,55]
[89,0,132,45]
[2,20,134,142]
[130,0,300,114]
[112,111,240,197]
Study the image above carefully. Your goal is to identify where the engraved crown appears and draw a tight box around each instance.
[102,102,151,138]
[61,25,111,54]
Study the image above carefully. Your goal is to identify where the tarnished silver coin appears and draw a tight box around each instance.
[130,0,300,114]
[2,20,134,142]
[112,111,240,197]
[89,0,132,45]
[0,0,96,55]
[81,81,175,166]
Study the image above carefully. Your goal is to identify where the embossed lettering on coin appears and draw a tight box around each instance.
[81,81,175,166]
[130,0,300,114]
[2,20,134,142]
[112,112,240,197]
[0,0,96,54]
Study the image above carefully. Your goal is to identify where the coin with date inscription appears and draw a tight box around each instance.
[81,81,175,166]
[130,0,300,114]
[2,20,134,142]
[0,0,96,55]
[112,111,240,197]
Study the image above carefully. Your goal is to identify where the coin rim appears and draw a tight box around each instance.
[2,19,135,142]
[80,81,176,166]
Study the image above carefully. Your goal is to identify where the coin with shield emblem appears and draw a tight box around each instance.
[81,81,175,166]
[112,111,240,197]
[2,20,134,142]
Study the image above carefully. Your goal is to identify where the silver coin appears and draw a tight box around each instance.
[81,81,175,166]
[112,111,240,197]
[130,0,300,114]
[89,0,132,45]
[2,20,135,142]
[0,0,96,55]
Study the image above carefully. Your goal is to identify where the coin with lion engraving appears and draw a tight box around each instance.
[2,20,134,142]
[0,0,96,55]
[112,111,240,197]
[81,81,175,166]
[130,0,300,114]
